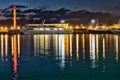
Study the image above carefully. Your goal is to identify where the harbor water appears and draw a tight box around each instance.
[0,34,120,80]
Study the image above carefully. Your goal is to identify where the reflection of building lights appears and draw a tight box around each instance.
[76,34,79,60]
[34,35,37,56]
[103,38,105,60]
[82,34,85,61]
[5,35,8,61]
[45,35,50,55]
[11,36,14,56]
[115,35,119,63]
[102,63,105,72]
[89,34,96,68]
[96,35,99,62]
[70,34,72,66]
[1,35,4,61]
[18,35,20,58]
[55,35,59,60]
[61,35,65,69]
[70,34,72,58]
[65,35,69,57]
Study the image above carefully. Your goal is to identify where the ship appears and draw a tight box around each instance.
[22,25,73,34]
[110,28,120,33]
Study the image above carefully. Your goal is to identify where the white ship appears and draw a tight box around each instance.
[22,25,73,34]
[110,19,120,33]
[110,29,120,33]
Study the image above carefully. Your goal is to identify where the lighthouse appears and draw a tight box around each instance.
[13,5,16,29]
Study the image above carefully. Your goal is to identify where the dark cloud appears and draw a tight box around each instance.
[1,5,27,13]
[9,5,28,8]
[114,6,120,11]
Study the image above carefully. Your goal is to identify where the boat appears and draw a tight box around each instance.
[110,28,120,33]
[110,19,120,33]
[22,25,73,34]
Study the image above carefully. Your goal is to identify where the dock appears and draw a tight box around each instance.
[73,29,112,34]
[0,29,114,34]
[0,29,22,34]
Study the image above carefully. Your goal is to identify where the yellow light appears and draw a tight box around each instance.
[115,26,118,29]
[17,27,20,30]
[102,26,106,29]
[1,27,3,30]
[82,26,85,29]
[88,26,92,29]
[69,26,73,29]
[5,27,8,30]
[95,26,99,29]
[75,26,79,29]
[11,27,14,30]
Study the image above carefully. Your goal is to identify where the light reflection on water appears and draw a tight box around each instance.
[0,34,120,80]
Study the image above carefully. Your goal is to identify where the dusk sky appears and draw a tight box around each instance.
[0,0,120,13]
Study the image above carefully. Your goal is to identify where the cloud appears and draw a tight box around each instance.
[9,5,28,8]
[1,5,28,13]
[114,6,120,11]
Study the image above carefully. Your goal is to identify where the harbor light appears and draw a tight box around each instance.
[69,26,73,30]
[75,26,80,29]
[0,27,3,30]
[11,27,14,30]
[17,26,20,30]
[91,19,96,25]
[60,20,66,23]
[88,26,92,29]
[5,27,8,30]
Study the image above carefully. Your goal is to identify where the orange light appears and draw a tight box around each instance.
[88,26,92,29]
[17,26,20,30]
[13,35,18,74]
[5,27,8,30]
[75,26,79,29]
[0,27,3,30]
[13,5,17,29]
[11,27,14,30]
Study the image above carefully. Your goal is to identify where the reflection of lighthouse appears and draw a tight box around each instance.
[13,35,18,80]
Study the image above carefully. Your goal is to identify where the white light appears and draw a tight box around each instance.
[59,28,64,30]
[45,28,50,30]
[60,20,65,23]
[91,19,96,24]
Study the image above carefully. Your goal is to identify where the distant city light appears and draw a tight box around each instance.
[60,20,66,23]
[91,19,96,25]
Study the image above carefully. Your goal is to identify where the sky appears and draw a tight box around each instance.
[0,0,120,13]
